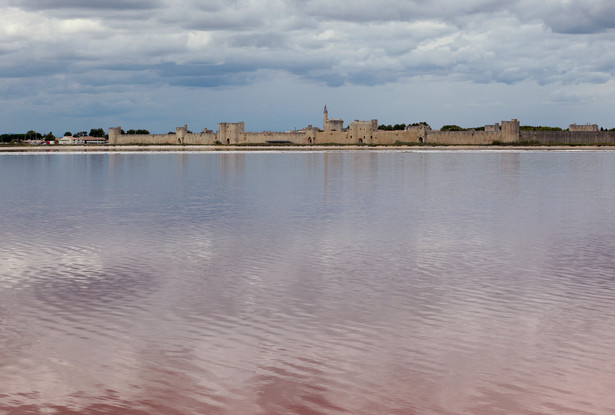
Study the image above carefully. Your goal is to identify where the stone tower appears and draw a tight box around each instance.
[323,105,328,131]
[501,119,520,142]
[108,126,122,144]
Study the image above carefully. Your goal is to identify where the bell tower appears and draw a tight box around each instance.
[323,105,328,131]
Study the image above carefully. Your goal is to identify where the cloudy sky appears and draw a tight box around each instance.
[2,0,615,135]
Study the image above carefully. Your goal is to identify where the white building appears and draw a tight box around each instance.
[58,136,107,145]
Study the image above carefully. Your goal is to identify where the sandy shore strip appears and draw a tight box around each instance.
[2,144,615,152]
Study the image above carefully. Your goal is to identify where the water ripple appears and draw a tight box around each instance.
[2,152,615,414]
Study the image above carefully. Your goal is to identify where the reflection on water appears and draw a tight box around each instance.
[1,151,615,415]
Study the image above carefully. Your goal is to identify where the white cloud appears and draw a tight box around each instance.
[1,0,615,133]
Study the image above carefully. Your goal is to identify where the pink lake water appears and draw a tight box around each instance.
[1,151,614,414]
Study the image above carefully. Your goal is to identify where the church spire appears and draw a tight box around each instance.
[323,105,328,130]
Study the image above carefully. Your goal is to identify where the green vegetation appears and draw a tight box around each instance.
[378,122,430,131]
[520,126,563,131]
[492,140,542,146]
[89,128,105,137]
[441,125,486,131]
[394,141,426,146]
[126,129,150,135]
[378,123,406,131]
[1,134,26,143]
[25,130,42,140]
[1,127,109,144]
[440,125,465,131]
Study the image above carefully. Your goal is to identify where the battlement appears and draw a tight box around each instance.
[569,123,598,132]
[107,109,615,146]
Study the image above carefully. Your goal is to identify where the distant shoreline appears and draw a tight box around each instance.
[2,144,615,152]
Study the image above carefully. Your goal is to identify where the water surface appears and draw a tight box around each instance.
[1,151,614,414]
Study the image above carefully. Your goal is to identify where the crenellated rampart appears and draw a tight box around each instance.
[111,133,177,145]
[244,131,307,144]
[375,130,419,144]
[520,130,615,145]
[427,130,503,145]
[108,111,615,146]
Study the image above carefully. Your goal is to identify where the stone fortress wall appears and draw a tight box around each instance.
[520,130,615,145]
[108,109,615,146]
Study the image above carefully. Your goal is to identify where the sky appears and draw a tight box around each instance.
[2,0,615,135]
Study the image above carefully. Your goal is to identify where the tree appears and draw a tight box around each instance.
[520,126,562,131]
[64,131,72,137]
[89,128,105,137]
[25,130,42,140]
[440,125,465,131]
[379,123,424,131]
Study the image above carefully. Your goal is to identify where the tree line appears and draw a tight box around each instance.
[377,123,615,132]
[1,127,151,143]
[378,122,430,131]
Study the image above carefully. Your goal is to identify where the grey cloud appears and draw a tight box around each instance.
[153,58,331,89]
[228,32,290,49]
[187,0,244,12]
[0,61,66,78]
[1,0,615,124]
[302,0,510,23]
[155,62,249,78]
[169,75,248,88]
[540,3,615,34]
[9,0,161,10]
[178,13,266,31]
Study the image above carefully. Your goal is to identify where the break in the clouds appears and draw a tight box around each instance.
[1,0,615,134]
